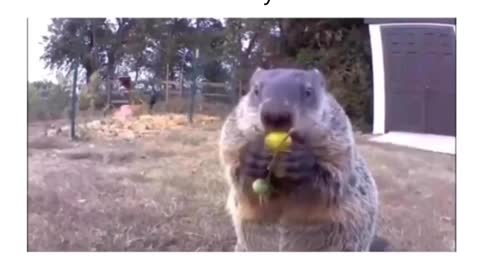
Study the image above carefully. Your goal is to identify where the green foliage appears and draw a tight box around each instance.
[40,18,374,129]
[42,18,107,81]
[294,25,373,130]
[79,71,106,110]
[78,93,106,111]
[28,81,71,122]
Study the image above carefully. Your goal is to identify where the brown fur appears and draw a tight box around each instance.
[219,68,382,251]
[232,191,340,224]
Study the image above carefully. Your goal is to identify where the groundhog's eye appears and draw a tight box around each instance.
[304,87,313,98]
[253,84,261,96]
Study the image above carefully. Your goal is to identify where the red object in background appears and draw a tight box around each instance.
[118,76,132,100]
[113,105,134,121]
[118,76,132,90]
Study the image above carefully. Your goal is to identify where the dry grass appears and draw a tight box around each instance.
[27,115,455,251]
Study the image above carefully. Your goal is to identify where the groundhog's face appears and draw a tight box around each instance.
[237,67,327,134]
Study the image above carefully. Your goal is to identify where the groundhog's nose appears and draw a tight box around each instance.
[260,102,293,131]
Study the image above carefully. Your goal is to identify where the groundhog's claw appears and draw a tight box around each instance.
[242,139,273,180]
[280,143,319,181]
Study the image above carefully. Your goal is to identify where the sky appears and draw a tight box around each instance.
[27,18,241,84]
[28,18,57,83]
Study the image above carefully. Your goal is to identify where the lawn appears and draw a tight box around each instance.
[27,113,455,251]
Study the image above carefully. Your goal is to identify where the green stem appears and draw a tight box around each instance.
[262,129,295,191]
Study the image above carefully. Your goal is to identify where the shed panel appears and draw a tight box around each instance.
[381,24,456,136]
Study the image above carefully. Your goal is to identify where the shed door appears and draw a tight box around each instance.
[381,25,456,136]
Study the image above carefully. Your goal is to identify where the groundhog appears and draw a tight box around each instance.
[219,67,386,251]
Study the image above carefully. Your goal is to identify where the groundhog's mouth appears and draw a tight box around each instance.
[263,126,292,134]
[259,118,295,134]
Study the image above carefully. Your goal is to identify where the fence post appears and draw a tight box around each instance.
[165,63,170,110]
[188,49,200,124]
[70,61,79,140]
[229,64,238,105]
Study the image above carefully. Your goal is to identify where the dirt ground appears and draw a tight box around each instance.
[27,114,456,252]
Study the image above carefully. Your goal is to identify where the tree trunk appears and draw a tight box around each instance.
[134,68,139,84]
[165,62,170,109]
[179,70,184,97]
[85,64,93,84]
[105,70,113,113]
[104,51,116,113]
[85,23,95,84]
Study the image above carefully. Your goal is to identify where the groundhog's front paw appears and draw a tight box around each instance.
[279,143,320,181]
[241,139,273,180]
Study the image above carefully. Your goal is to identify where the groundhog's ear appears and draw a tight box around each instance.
[310,68,327,89]
[250,67,264,82]
[253,67,263,75]
[311,68,324,76]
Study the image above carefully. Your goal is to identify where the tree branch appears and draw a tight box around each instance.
[244,31,258,59]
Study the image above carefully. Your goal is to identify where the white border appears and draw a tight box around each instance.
[3,1,480,270]
[370,22,456,135]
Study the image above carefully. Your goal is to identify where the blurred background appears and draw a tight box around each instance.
[28,18,373,130]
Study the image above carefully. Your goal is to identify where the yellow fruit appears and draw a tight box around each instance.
[252,178,271,194]
[265,132,292,152]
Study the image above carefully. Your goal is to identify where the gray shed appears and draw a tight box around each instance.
[365,18,456,137]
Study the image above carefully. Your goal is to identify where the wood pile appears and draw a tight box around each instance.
[46,106,221,140]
